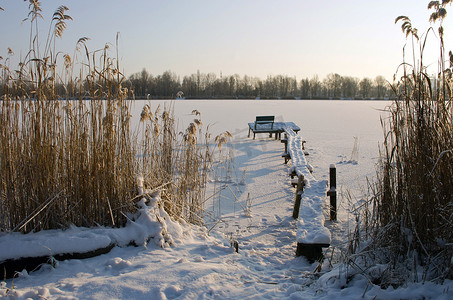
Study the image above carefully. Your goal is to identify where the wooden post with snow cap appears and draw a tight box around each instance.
[327,164,337,221]
[292,174,304,219]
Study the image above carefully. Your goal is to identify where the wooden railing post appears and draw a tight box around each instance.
[293,174,304,219]
[281,134,290,164]
[327,164,337,221]
[284,133,288,153]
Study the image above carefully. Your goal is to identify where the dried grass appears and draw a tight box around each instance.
[0,3,227,232]
[345,1,453,285]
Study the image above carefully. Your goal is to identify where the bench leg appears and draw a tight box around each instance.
[248,127,251,138]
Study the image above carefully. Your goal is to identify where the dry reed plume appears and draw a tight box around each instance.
[0,3,227,233]
[345,0,453,286]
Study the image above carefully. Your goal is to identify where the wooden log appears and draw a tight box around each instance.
[0,256,55,280]
[0,243,115,280]
[292,175,304,219]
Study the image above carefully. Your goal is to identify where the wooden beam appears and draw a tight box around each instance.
[296,243,330,262]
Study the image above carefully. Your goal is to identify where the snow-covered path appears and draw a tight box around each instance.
[207,137,319,297]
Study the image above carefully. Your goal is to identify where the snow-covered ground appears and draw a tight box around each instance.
[1,100,452,299]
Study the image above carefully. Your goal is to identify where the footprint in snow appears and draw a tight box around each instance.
[164,285,182,299]
[194,256,205,262]
[56,283,76,292]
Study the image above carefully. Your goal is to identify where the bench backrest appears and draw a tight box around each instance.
[255,115,274,129]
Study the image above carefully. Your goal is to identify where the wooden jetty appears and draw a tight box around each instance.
[249,116,333,262]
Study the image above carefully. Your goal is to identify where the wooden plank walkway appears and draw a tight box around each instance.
[282,127,331,262]
[247,118,331,261]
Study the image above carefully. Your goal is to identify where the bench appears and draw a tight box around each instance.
[248,116,274,139]
[255,115,275,129]
[282,128,331,262]
[248,118,300,140]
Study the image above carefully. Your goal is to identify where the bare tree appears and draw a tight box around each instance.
[341,76,359,98]
[375,75,387,99]
[359,78,373,99]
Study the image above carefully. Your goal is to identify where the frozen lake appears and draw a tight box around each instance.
[130,99,391,196]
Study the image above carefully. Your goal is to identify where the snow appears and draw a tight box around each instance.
[0,228,112,262]
[283,127,331,245]
[0,194,182,261]
[1,99,452,299]
[296,179,331,245]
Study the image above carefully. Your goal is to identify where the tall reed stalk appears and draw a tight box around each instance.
[0,3,225,233]
[137,106,216,225]
[348,1,453,285]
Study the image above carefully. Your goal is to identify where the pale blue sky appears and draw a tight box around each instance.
[1,0,452,80]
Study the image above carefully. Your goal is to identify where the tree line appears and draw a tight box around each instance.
[127,69,394,100]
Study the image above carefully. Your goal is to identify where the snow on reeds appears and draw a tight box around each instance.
[0,3,225,233]
[344,1,453,286]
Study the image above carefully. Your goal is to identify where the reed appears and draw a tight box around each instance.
[137,106,218,225]
[0,3,225,232]
[346,0,453,285]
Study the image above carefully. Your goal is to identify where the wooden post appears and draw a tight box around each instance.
[292,174,304,219]
[327,164,337,221]
[281,134,290,164]
[296,243,329,262]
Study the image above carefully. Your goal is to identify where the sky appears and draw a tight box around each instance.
[1,0,453,81]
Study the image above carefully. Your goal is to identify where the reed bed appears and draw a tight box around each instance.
[0,3,225,233]
[345,1,453,285]
[137,106,220,225]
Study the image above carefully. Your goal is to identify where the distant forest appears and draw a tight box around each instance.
[127,69,394,100]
